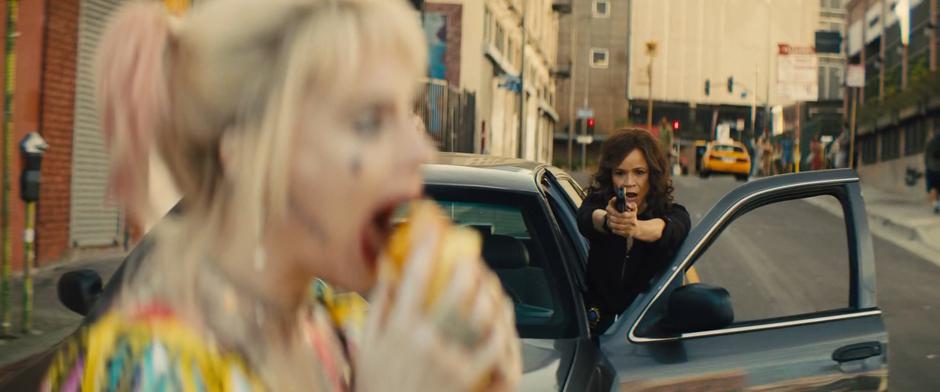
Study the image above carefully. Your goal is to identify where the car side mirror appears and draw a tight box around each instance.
[661,283,734,334]
[57,269,103,316]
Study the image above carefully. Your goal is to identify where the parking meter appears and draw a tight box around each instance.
[20,133,49,202]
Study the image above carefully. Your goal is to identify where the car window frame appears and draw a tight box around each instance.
[537,177,593,337]
[539,172,589,280]
[628,179,881,344]
[424,184,582,339]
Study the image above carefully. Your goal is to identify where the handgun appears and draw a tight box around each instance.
[615,187,626,213]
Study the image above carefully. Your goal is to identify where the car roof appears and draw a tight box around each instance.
[423,153,548,193]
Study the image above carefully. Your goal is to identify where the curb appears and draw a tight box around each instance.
[7,249,127,280]
[804,197,940,265]
[870,214,940,253]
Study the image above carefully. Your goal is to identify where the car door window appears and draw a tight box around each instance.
[691,195,850,323]
[395,192,579,339]
[541,179,589,292]
[557,178,585,208]
[637,194,854,337]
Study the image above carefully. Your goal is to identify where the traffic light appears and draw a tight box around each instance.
[727,76,734,93]
[704,79,710,96]
[672,120,679,131]
[586,117,596,135]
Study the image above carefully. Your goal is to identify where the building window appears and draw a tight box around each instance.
[828,67,843,100]
[818,66,827,99]
[905,119,928,155]
[593,0,610,18]
[590,48,609,68]
[821,0,843,11]
[495,24,505,53]
[880,128,901,161]
[861,135,878,164]
[484,8,492,45]
[507,37,515,65]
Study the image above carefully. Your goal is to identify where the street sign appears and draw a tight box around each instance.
[777,45,818,102]
[577,108,594,118]
[846,64,865,87]
[576,135,594,144]
[814,31,842,54]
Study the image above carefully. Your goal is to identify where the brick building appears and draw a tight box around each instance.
[1,0,187,274]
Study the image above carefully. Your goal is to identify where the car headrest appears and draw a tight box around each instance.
[482,235,529,269]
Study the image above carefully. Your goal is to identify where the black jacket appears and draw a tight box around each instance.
[576,191,691,319]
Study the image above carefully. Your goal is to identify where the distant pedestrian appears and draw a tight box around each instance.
[659,117,674,159]
[926,133,940,214]
[810,138,825,171]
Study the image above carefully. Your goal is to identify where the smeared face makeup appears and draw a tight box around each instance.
[278,57,433,293]
[611,149,650,212]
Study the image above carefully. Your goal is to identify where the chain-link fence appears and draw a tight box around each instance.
[415,79,475,153]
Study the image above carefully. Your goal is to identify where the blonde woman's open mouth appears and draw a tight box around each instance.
[361,198,411,270]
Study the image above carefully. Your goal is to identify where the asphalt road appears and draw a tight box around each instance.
[671,174,940,392]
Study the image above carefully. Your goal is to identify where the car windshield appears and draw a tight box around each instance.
[405,186,578,339]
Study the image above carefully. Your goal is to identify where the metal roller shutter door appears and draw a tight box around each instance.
[70,0,124,247]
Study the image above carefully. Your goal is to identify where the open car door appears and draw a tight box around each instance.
[601,170,888,390]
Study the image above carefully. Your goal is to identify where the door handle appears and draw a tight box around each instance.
[832,342,882,363]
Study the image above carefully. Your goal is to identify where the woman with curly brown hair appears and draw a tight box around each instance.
[577,128,691,334]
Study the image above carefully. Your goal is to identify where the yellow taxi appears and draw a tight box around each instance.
[701,140,750,181]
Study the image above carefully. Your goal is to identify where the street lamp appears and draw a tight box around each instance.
[645,41,658,129]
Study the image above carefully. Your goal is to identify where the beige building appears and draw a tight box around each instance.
[555,0,630,166]
[628,0,823,109]
[425,0,562,162]
[555,0,828,168]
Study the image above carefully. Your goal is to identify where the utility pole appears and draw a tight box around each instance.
[931,0,937,72]
[764,0,773,140]
[1,0,19,338]
[646,41,658,129]
[849,87,858,169]
[517,4,526,159]
[567,7,577,170]
[795,101,801,173]
[751,64,758,142]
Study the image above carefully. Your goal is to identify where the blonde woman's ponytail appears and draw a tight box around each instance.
[95,1,174,227]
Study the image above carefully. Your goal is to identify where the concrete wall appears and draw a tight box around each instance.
[859,153,930,199]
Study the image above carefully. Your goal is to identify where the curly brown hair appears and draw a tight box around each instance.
[588,128,675,214]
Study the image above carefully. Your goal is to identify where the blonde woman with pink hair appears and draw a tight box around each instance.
[41,0,520,391]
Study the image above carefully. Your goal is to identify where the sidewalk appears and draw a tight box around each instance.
[0,254,124,367]
[802,179,939,258]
